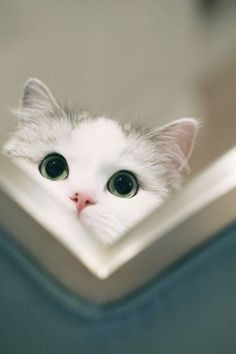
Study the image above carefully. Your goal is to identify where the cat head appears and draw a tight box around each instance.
[3,78,198,244]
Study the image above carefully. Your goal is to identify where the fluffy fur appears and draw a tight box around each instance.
[3,78,198,244]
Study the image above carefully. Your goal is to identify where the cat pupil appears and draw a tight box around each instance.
[45,157,65,178]
[114,174,133,195]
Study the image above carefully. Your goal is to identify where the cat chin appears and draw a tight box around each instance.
[78,207,128,245]
[86,224,127,245]
[78,201,157,245]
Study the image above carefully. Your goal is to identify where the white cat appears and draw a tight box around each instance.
[3,78,198,244]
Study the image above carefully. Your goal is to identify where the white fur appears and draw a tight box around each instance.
[14,117,163,244]
[3,78,198,245]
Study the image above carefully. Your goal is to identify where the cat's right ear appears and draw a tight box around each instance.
[19,78,59,117]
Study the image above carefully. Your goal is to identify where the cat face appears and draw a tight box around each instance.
[3,78,198,244]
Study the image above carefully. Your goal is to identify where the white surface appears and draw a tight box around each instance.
[0,147,235,302]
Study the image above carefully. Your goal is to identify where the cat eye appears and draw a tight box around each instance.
[107,170,138,198]
[39,153,69,180]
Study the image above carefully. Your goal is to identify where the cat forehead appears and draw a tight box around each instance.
[62,117,127,162]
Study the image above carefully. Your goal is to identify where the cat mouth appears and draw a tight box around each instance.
[75,202,95,216]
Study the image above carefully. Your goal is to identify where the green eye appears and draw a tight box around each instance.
[39,153,69,180]
[107,170,138,198]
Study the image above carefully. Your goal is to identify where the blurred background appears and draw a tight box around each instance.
[0,0,235,175]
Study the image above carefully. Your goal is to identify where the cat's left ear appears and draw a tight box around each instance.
[20,78,59,116]
[154,118,199,171]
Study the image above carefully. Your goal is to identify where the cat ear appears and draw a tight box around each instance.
[154,118,199,171]
[20,78,59,115]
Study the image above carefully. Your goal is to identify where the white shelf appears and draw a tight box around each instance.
[0,148,235,303]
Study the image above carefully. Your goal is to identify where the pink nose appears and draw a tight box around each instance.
[70,192,95,214]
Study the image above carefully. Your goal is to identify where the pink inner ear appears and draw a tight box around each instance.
[176,120,197,161]
[160,118,198,171]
